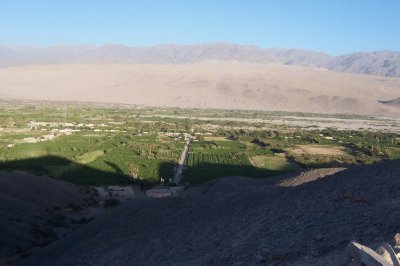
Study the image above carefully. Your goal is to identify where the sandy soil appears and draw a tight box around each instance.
[1,62,400,116]
[203,136,231,141]
[291,145,347,155]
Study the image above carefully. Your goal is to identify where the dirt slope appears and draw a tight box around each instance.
[379,97,400,107]
[21,160,400,265]
[0,172,89,262]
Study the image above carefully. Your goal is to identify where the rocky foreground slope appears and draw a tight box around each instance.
[0,173,97,263]
[21,160,400,265]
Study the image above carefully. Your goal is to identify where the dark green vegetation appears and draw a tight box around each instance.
[0,133,182,185]
[214,128,400,166]
[1,100,400,186]
[184,140,293,184]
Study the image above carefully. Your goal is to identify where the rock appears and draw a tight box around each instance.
[313,232,324,241]
[260,247,271,256]
[310,248,322,257]
[394,233,400,246]
[255,255,266,264]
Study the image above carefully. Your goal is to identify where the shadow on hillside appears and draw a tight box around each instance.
[185,163,289,184]
[159,161,293,185]
[0,155,154,187]
[0,155,294,187]
[13,158,400,266]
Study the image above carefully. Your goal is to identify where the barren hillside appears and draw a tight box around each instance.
[0,62,399,116]
[21,160,400,265]
[0,172,94,261]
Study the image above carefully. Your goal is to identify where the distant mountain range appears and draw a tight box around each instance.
[1,43,399,77]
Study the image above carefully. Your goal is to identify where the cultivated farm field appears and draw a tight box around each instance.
[1,101,400,186]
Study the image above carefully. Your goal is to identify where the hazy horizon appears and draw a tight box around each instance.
[2,1,400,55]
[2,41,400,56]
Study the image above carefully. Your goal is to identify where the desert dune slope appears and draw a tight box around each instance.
[379,97,400,107]
[21,160,400,265]
[0,62,399,116]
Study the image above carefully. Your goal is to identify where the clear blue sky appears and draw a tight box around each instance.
[1,0,399,55]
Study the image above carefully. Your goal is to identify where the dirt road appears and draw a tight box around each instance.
[174,138,191,185]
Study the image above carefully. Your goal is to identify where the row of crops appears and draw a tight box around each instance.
[0,131,184,185]
[187,152,251,167]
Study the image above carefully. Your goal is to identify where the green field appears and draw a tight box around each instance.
[1,101,400,186]
[0,130,183,185]
[184,139,294,184]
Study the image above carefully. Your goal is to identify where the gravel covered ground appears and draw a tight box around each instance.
[21,160,400,265]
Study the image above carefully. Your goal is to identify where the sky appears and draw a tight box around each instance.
[1,0,399,55]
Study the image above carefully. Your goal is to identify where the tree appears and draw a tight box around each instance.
[184,118,192,131]
[128,163,139,179]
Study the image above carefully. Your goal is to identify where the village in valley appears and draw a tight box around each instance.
[1,101,400,204]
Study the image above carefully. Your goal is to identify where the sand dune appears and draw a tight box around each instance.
[0,62,399,115]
